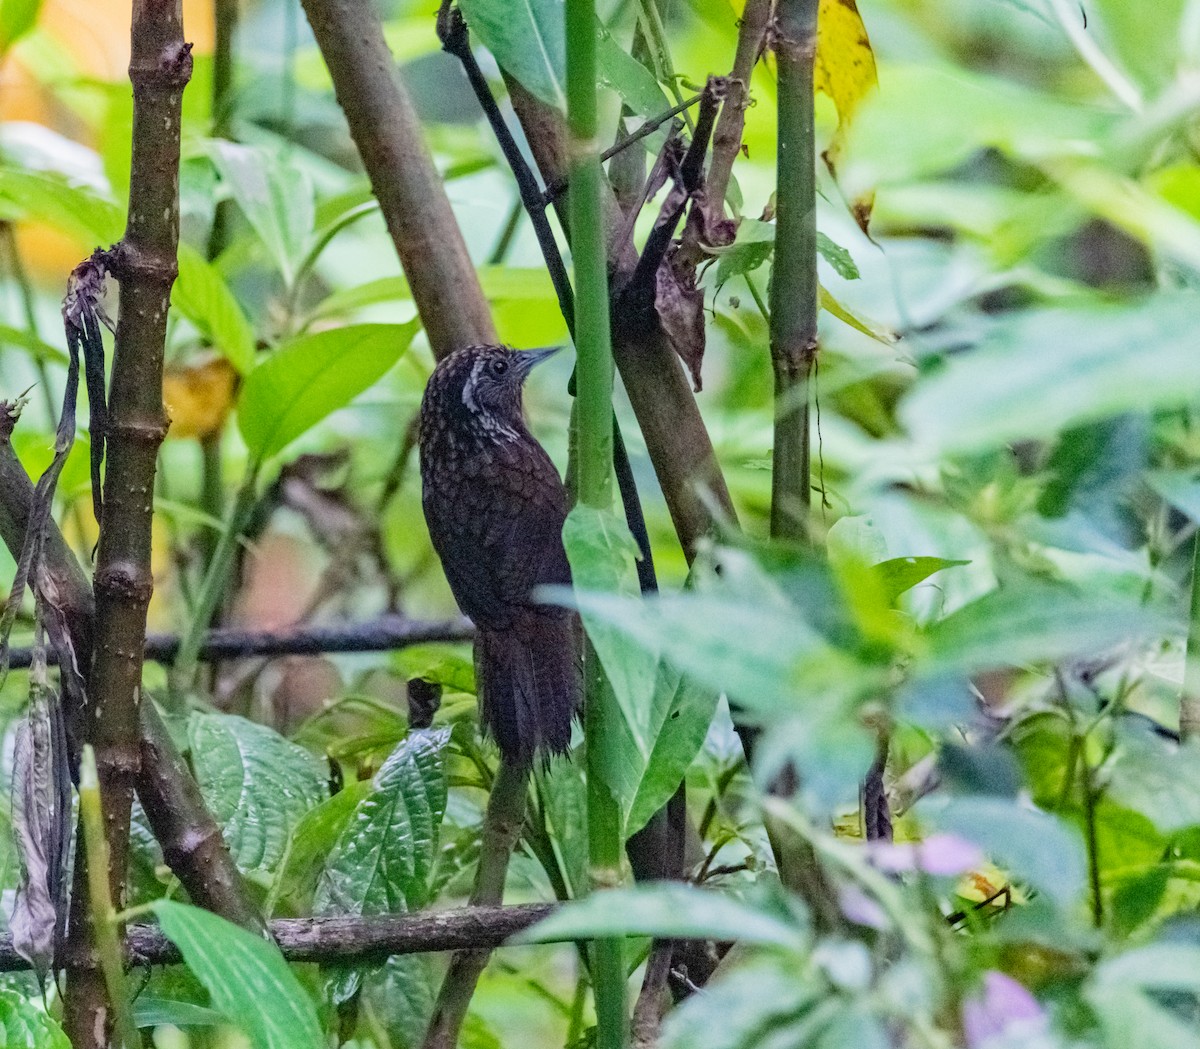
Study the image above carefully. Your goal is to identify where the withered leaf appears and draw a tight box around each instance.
[655,255,706,392]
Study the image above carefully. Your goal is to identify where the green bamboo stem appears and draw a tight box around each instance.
[768,0,820,542]
[1181,530,1200,741]
[79,747,139,1049]
[565,0,626,1044]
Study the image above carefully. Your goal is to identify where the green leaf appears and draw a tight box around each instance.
[713,218,775,286]
[1086,984,1200,1049]
[211,141,315,285]
[817,232,860,279]
[1147,470,1200,523]
[395,644,477,695]
[0,168,123,243]
[519,883,807,949]
[562,504,657,759]
[0,989,69,1049]
[1107,730,1200,834]
[901,293,1200,455]
[872,556,968,605]
[315,728,451,915]
[0,0,42,55]
[187,712,327,874]
[238,321,418,461]
[0,323,68,366]
[459,0,565,110]
[661,956,822,1049]
[922,795,1086,909]
[626,670,718,838]
[924,579,1172,676]
[273,780,373,908]
[132,997,226,1029]
[314,266,560,321]
[151,901,324,1049]
[596,23,669,121]
[174,244,257,374]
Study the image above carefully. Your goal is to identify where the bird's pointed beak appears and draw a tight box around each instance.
[512,345,563,376]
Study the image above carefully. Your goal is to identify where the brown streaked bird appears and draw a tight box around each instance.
[418,344,580,765]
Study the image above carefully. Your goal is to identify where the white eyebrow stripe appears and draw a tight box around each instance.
[462,358,484,412]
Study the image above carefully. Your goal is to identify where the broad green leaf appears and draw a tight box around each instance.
[0,989,69,1048]
[211,141,315,285]
[566,587,865,716]
[841,65,1116,201]
[1086,984,1200,1049]
[0,0,41,55]
[626,670,718,838]
[562,504,657,757]
[174,244,257,374]
[520,883,807,949]
[152,900,323,1049]
[873,556,968,605]
[713,218,775,286]
[921,795,1086,909]
[1107,730,1200,834]
[133,997,225,1029]
[661,956,822,1049]
[0,323,68,366]
[0,168,122,243]
[238,321,418,461]
[924,579,1173,676]
[596,23,669,121]
[817,232,860,279]
[315,266,561,320]
[901,293,1200,455]
[1147,470,1200,523]
[187,712,327,874]
[1093,943,1200,995]
[459,0,565,110]
[361,955,439,1047]
[273,779,373,908]
[315,728,451,915]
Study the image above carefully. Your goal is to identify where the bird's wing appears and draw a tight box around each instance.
[424,440,570,628]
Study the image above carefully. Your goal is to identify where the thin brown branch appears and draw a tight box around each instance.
[0,904,558,972]
[64,5,192,1043]
[300,0,495,360]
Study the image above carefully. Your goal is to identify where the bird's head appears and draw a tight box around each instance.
[421,343,560,441]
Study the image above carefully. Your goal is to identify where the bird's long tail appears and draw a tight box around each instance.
[475,612,581,765]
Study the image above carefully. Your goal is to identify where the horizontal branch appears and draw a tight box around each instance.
[0,904,558,972]
[5,615,475,670]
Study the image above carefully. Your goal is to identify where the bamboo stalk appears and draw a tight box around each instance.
[768,0,820,541]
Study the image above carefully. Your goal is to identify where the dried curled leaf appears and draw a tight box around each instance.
[655,254,706,392]
[815,0,878,231]
[10,627,72,976]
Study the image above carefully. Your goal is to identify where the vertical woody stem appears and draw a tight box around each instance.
[64,4,190,1044]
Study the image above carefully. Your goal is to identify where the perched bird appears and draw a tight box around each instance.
[418,344,580,765]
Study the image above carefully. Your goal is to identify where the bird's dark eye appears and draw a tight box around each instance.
[490,358,509,377]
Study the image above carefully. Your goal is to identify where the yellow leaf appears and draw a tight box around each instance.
[816,0,878,230]
[163,357,238,441]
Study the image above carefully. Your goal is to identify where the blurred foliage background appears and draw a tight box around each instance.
[3,0,1200,1046]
